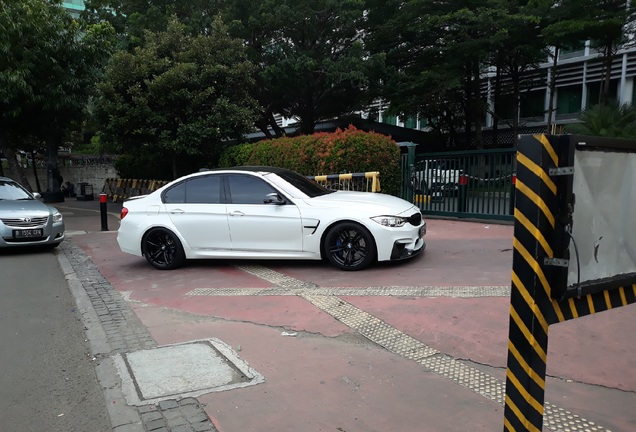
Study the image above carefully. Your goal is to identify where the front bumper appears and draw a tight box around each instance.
[0,222,65,248]
[390,223,426,260]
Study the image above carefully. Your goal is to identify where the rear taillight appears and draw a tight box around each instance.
[121,207,129,219]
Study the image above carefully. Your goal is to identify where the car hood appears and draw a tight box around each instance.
[303,191,417,215]
[0,199,52,216]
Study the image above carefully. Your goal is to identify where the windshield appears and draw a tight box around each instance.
[270,170,333,198]
[0,179,34,200]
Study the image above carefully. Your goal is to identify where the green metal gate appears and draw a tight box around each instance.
[401,146,517,221]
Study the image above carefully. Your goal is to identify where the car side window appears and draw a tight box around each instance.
[163,182,186,203]
[227,174,277,204]
[164,175,222,204]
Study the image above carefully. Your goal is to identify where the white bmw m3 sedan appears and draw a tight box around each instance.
[117,166,426,270]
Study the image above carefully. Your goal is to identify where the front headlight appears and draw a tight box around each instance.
[371,216,407,227]
[52,212,63,223]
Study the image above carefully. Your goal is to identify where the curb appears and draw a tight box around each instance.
[57,244,144,432]
[56,239,218,432]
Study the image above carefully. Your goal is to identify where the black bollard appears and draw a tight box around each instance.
[458,174,468,213]
[100,193,109,231]
[509,173,516,216]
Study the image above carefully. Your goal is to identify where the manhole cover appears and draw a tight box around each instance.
[113,338,264,405]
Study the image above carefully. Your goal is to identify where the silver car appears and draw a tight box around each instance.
[0,177,65,249]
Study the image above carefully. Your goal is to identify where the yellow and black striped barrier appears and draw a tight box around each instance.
[309,171,381,192]
[504,134,636,431]
[104,172,381,203]
[101,178,169,202]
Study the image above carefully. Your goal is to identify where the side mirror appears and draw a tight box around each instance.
[263,192,285,205]
[32,192,42,199]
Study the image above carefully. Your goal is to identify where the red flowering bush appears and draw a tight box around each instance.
[219,125,401,195]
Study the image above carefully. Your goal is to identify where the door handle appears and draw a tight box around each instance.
[229,211,245,217]
[169,209,185,214]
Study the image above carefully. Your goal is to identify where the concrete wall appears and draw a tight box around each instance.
[21,163,118,195]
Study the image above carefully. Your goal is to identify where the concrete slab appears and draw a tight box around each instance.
[113,339,264,405]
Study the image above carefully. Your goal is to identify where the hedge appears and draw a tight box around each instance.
[219,125,401,196]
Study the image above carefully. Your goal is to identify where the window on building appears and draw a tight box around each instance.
[382,111,397,125]
[556,85,582,114]
[559,41,586,59]
[495,94,516,120]
[520,90,546,118]
[587,80,619,107]
[403,116,417,129]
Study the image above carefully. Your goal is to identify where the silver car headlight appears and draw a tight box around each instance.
[52,212,63,223]
[371,216,408,227]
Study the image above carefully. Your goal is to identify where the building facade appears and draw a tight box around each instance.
[62,0,84,17]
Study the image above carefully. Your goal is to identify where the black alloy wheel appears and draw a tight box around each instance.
[324,222,376,271]
[142,228,186,270]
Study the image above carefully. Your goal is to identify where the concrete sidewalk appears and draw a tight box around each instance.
[56,198,636,432]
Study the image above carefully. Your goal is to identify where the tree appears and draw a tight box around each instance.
[583,1,635,105]
[531,0,586,133]
[85,0,379,136]
[532,0,635,132]
[488,0,546,146]
[363,0,465,143]
[565,103,636,138]
[225,0,382,135]
[82,0,223,48]
[0,0,115,195]
[96,17,260,178]
[365,0,502,148]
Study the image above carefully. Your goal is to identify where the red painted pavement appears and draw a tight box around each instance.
[59,201,636,432]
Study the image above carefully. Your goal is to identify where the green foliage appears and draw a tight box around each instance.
[72,134,103,154]
[0,0,115,144]
[219,126,401,195]
[85,0,381,136]
[565,103,636,139]
[114,153,172,180]
[0,0,115,187]
[533,0,635,106]
[224,0,382,135]
[83,0,221,49]
[96,17,260,179]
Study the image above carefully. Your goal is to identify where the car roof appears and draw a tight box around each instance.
[199,166,297,175]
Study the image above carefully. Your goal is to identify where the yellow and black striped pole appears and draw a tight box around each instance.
[504,134,636,431]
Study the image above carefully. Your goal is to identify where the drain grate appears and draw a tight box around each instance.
[113,339,264,406]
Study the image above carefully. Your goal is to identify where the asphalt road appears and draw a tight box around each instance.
[0,246,111,432]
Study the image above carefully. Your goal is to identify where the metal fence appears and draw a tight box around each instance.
[401,147,517,221]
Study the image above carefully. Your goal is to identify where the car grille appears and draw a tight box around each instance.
[407,212,422,226]
[1,216,48,228]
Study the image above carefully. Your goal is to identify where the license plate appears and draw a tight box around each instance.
[14,229,43,238]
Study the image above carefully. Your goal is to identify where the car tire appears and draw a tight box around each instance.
[323,222,376,271]
[142,228,186,270]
